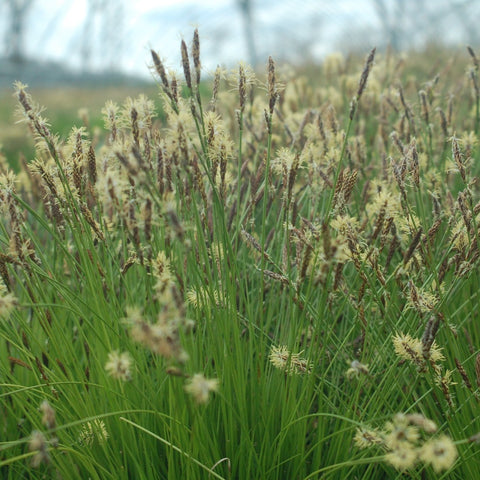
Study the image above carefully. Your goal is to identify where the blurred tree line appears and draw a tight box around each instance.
[1,0,479,73]
[1,0,123,70]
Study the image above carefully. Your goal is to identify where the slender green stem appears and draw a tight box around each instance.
[120,417,226,480]
[235,112,244,253]
[260,117,273,320]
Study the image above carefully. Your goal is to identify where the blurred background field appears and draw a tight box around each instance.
[0,85,159,168]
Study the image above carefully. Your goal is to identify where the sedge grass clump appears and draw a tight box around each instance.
[2,31,480,478]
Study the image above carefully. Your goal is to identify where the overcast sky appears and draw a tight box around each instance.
[0,0,478,78]
[0,0,378,75]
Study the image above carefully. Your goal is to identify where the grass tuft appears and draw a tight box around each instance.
[1,34,480,478]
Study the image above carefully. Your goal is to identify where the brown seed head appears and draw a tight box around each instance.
[475,353,480,388]
[457,191,471,230]
[80,202,105,241]
[403,227,423,266]
[14,82,33,113]
[357,47,376,100]
[239,64,247,112]
[151,50,170,89]
[454,357,473,391]
[131,107,139,146]
[143,198,152,242]
[436,107,448,138]
[349,97,357,121]
[170,72,178,104]
[192,157,207,208]
[287,153,300,205]
[421,315,440,359]
[451,136,466,182]
[210,66,221,110]
[427,218,442,245]
[241,229,272,263]
[156,147,165,195]
[343,169,358,203]
[87,145,97,184]
[470,68,480,98]
[419,90,429,125]
[467,45,479,71]
[267,56,277,114]
[181,39,192,89]
[410,138,419,187]
[192,28,201,86]
[264,109,272,134]
[219,143,227,199]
